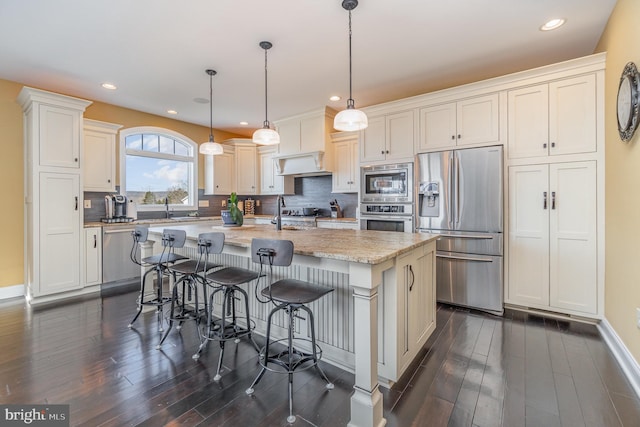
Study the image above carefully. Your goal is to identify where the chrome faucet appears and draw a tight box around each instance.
[272,194,285,230]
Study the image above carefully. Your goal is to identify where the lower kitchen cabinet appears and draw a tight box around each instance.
[316,220,359,230]
[84,227,102,286]
[378,241,436,380]
[507,161,597,315]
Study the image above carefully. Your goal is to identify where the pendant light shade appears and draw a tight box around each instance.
[334,0,368,132]
[253,41,280,145]
[199,69,224,155]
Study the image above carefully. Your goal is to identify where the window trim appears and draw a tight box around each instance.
[119,126,198,212]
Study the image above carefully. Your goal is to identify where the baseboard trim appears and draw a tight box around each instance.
[598,318,640,400]
[0,284,25,300]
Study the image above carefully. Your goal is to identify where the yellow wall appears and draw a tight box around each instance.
[0,79,242,289]
[595,0,640,363]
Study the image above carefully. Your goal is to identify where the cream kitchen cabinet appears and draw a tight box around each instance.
[84,227,102,287]
[360,110,414,163]
[274,107,337,156]
[204,144,235,195]
[83,119,122,192]
[331,131,359,193]
[233,140,258,195]
[507,161,597,315]
[417,93,500,152]
[18,87,92,302]
[258,146,294,195]
[316,220,359,230]
[378,241,436,381]
[507,74,597,159]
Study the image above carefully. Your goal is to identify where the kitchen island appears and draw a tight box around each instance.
[144,223,438,427]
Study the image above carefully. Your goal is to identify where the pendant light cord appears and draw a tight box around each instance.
[263,47,269,128]
[209,72,214,141]
[348,8,354,107]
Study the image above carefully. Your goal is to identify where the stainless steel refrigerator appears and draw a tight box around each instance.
[416,146,503,315]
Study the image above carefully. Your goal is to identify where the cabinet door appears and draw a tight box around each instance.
[418,102,457,151]
[39,104,81,169]
[259,149,276,194]
[508,164,550,307]
[456,93,500,146]
[213,152,235,194]
[38,172,82,295]
[84,227,102,286]
[276,120,301,156]
[386,111,414,160]
[235,145,257,195]
[360,116,386,163]
[84,129,115,191]
[507,84,549,159]
[549,161,597,314]
[332,140,358,193]
[549,75,597,156]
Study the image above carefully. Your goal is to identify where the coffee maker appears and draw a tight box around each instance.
[104,194,129,222]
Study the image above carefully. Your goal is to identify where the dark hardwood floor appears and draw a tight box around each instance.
[1,288,639,426]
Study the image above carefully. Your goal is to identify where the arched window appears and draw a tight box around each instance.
[119,127,198,212]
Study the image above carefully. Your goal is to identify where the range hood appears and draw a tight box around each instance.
[272,151,332,176]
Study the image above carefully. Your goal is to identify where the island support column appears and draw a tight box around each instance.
[348,260,391,427]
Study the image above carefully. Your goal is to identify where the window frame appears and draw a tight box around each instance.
[119,126,198,212]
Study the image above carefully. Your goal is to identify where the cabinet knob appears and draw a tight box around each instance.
[451,135,455,140]
[381,150,384,155]
[107,179,111,183]
[386,150,389,154]
[551,142,556,148]
[543,143,547,148]
[74,158,78,162]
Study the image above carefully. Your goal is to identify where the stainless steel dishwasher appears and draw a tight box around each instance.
[102,226,141,284]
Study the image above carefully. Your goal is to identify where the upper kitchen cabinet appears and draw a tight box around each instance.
[258,146,294,195]
[18,87,92,302]
[83,119,122,192]
[507,74,597,159]
[331,131,359,193]
[360,110,414,164]
[203,144,235,195]
[228,139,258,195]
[418,93,500,152]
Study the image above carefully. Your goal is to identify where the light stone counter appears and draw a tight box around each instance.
[144,224,438,427]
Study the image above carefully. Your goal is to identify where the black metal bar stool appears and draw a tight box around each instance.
[245,238,334,424]
[157,232,224,350]
[192,235,262,382]
[128,226,188,332]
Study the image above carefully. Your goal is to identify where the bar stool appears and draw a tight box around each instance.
[193,235,262,382]
[157,232,224,350]
[245,238,334,424]
[128,226,188,332]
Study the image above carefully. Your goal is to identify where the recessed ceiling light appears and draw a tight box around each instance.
[239,121,249,126]
[167,110,178,115]
[329,95,341,102]
[101,82,117,90]
[540,18,566,31]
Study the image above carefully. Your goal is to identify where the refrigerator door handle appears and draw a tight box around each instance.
[448,151,455,229]
[454,153,460,225]
[437,253,494,263]
[436,233,494,240]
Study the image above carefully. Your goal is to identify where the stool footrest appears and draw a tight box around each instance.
[258,337,323,374]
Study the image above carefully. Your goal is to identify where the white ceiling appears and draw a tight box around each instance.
[0,0,616,137]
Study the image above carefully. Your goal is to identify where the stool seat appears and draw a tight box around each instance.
[142,253,188,265]
[206,267,260,286]
[170,259,220,275]
[262,280,332,305]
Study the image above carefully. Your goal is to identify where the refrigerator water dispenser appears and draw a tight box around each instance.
[419,182,440,217]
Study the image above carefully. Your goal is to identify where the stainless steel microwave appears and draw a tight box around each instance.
[360,162,414,203]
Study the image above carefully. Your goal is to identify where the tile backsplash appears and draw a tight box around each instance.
[83,176,358,222]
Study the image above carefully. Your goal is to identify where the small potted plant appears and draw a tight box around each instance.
[221,192,243,226]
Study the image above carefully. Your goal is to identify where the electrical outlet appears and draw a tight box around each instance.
[199,200,209,207]
[221,200,227,208]
[636,308,640,329]
[83,200,91,209]
[256,200,261,207]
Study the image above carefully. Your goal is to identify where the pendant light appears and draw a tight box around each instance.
[199,69,224,155]
[252,41,280,145]
[334,0,368,132]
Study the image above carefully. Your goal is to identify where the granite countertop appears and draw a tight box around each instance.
[147,223,438,265]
